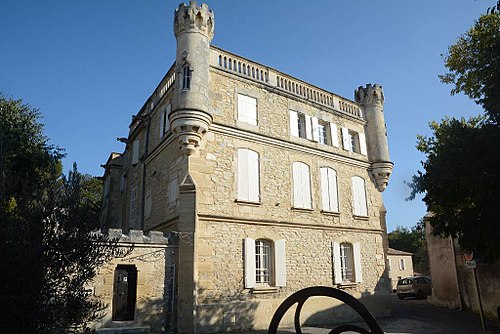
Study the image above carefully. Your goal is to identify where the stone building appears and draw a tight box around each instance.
[386,248,414,291]
[100,2,394,332]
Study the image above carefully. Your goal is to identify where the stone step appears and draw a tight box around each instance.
[96,326,150,334]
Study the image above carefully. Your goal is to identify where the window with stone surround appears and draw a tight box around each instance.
[292,161,312,209]
[341,127,367,155]
[182,65,192,90]
[244,238,286,289]
[320,167,339,212]
[352,176,368,216]
[237,94,257,125]
[332,241,362,284]
[159,103,171,138]
[237,148,260,202]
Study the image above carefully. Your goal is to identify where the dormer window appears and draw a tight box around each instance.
[182,65,192,90]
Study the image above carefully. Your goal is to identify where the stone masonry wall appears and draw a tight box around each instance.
[90,229,174,334]
[195,221,389,332]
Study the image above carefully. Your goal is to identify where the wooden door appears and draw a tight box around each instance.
[112,265,137,321]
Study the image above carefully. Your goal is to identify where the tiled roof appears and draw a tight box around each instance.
[387,247,413,256]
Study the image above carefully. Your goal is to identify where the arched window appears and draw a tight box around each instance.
[292,161,312,209]
[182,65,192,90]
[333,241,362,284]
[255,239,272,285]
[320,167,339,212]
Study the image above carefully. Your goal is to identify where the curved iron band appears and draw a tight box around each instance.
[267,286,384,334]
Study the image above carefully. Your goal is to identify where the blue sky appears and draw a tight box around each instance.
[0,1,486,232]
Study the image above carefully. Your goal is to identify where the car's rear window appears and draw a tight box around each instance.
[398,278,413,285]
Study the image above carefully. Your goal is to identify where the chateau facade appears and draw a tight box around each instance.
[100,2,394,332]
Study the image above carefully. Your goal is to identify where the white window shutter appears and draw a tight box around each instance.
[238,149,250,200]
[332,241,342,284]
[275,239,286,287]
[330,123,339,147]
[302,163,312,209]
[289,110,299,137]
[353,242,363,283]
[311,117,319,142]
[159,111,165,138]
[320,168,330,211]
[238,94,257,125]
[305,115,312,140]
[244,238,256,288]
[292,162,302,208]
[352,177,367,216]
[341,127,350,151]
[359,133,367,155]
[328,168,339,212]
[247,150,260,202]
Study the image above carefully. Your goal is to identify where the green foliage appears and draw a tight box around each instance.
[409,116,500,263]
[388,222,429,274]
[439,13,500,123]
[0,94,121,334]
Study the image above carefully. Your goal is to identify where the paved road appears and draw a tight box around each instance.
[238,294,500,334]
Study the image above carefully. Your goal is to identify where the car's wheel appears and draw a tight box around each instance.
[417,290,425,299]
[397,294,405,300]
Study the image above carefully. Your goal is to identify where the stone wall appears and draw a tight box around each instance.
[195,220,390,332]
[90,229,174,334]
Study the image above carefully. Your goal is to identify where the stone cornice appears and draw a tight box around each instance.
[198,214,384,235]
[210,123,371,169]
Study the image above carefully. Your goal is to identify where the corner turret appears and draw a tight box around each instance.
[355,84,393,192]
[171,1,214,155]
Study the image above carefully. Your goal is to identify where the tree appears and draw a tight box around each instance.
[408,116,500,263]
[0,94,123,334]
[388,222,429,274]
[439,13,500,123]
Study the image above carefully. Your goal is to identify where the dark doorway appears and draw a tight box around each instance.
[112,265,138,321]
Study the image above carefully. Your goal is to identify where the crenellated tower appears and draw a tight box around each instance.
[355,84,393,192]
[171,1,214,155]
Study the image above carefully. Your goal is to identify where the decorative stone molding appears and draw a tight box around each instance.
[370,161,394,192]
[169,109,212,155]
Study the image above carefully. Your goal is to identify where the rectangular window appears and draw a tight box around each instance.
[144,191,152,219]
[320,167,339,212]
[182,65,191,90]
[399,258,406,270]
[298,112,307,139]
[237,94,257,125]
[131,139,140,165]
[292,162,312,209]
[237,149,260,202]
[341,128,367,155]
[159,104,171,138]
[318,120,329,145]
[352,176,368,216]
[168,178,178,206]
[332,241,362,284]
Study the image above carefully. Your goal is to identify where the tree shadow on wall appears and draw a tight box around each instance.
[98,297,168,334]
[196,287,260,333]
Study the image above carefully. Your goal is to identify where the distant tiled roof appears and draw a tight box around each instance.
[387,247,413,256]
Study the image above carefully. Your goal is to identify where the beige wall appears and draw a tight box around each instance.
[387,254,414,290]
